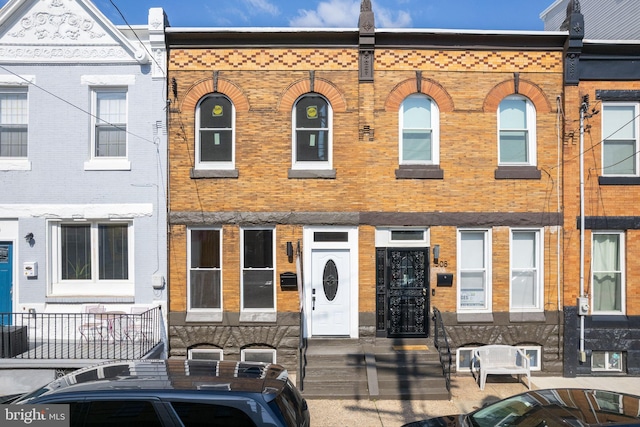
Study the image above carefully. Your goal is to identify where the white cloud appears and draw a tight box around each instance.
[289,0,412,28]
[243,0,280,16]
[376,8,412,27]
[290,0,360,27]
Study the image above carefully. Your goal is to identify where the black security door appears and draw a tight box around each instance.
[379,248,429,337]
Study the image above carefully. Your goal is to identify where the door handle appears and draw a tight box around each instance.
[312,296,316,310]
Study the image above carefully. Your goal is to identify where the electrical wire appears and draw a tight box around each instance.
[0,64,159,146]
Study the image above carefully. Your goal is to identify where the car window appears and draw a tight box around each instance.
[170,401,257,427]
[273,381,307,427]
[81,400,163,426]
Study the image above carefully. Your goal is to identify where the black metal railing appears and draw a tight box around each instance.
[432,306,452,399]
[298,309,307,391]
[0,306,162,360]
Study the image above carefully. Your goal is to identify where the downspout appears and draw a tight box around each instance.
[578,97,587,362]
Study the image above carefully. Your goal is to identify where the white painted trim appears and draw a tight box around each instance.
[0,159,31,171]
[81,75,136,86]
[0,75,35,85]
[0,204,153,218]
[303,226,359,339]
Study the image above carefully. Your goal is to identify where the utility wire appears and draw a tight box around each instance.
[109,0,166,79]
[0,64,157,145]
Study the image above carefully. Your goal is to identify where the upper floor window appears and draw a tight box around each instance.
[0,88,28,158]
[292,94,332,170]
[93,89,127,159]
[399,94,439,165]
[196,94,235,170]
[602,103,638,176]
[188,228,222,311]
[498,95,536,165]
[457,229,491,312]
[592,231,624,315]
[241,228,275,311]
[510,229,543,312]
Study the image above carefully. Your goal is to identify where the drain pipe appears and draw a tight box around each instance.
[578,96,588,363]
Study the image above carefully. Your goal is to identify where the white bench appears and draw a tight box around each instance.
[474,345,531,390]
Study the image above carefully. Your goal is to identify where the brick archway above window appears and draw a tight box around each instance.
[385,79,454,112]
[483,80,551,113]
[181,78,250,113]
[278,78,347,112]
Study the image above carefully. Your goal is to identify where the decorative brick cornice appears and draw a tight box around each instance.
[181,78,250,113]
[483,79,551,113]
[278,78,347,113]
[384,78,454,112]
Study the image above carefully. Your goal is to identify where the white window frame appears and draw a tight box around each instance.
[187,228,222,313]
[0,87,29,161]
[591,231,625,315]
[48,219,134,296]
[83,78,132,171]
[457,229,492,313]
[195,94,236,170]
[291,94,333,170]
[240,227,276,313]
[0,86,30,171]
[591,351,624,373]
[375,227,430,247]
[399,94,440,165]
[188,348,223,361]
[241,348,276,364]
[601,102,639,177]
[498,95,537,166]
[509,228,543,312]
[456,345,541,372]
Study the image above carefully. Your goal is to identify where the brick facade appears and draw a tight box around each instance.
[167,10,567,374]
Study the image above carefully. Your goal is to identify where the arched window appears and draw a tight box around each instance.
[196,94,235,170]
[399,94,439,165]
[292,94,332,170]
[498,95,536,165]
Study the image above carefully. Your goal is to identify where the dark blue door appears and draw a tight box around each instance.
[0,243,13,325]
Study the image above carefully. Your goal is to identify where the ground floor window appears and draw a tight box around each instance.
[241,348,276,364]
[188,348,223,361]
[591,351,624,372]
[188,228,222,310]
[457,229,491,312]
[241,228,275,310]
[592,232,624,314]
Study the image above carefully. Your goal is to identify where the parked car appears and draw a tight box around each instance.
[402,388,640,427]
[6,359,310,427]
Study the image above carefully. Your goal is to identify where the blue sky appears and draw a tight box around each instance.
[0,0,558,30]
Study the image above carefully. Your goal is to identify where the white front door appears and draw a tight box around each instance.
[310,249,350,336]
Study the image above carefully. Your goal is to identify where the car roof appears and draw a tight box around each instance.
[17,359,290,401]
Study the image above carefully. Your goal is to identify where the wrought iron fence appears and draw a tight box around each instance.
[432,306,452,399]
[0,306,162,360]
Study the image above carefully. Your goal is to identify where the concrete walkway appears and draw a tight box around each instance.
[306,374,640,426]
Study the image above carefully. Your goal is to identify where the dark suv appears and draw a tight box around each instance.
[8,359,310,427]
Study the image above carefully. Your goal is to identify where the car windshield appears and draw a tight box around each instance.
[468,394,564,427]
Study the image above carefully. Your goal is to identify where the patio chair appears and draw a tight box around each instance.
[125,306,150,341]
[78,304,107,341]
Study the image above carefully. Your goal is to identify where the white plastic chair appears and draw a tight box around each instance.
[78,304,107,341]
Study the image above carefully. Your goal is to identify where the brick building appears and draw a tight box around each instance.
[561,4,640,376]
[166,1,567,375]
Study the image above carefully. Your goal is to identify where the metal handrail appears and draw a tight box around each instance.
[298,309,307,391]
[0,307,162,360]
[432,306,452,399]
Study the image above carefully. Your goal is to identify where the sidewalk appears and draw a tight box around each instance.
[306,374,640,426]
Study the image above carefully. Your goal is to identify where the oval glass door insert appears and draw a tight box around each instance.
[323,259,339,301]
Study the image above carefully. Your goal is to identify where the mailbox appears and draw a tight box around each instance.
[279,272,298,291]
[437,273,453,287]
